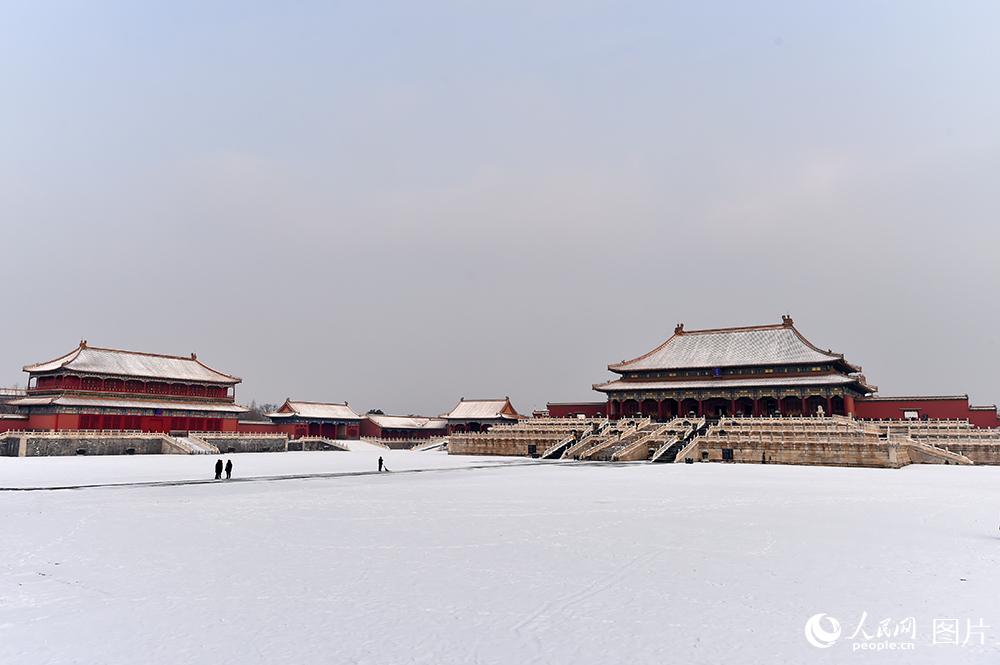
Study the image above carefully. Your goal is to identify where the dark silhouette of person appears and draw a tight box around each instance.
[214,458,223,480]
[225,459,233,480]
[378,456,384,472]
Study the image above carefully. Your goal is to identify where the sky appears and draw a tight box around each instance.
[1,1,998,416]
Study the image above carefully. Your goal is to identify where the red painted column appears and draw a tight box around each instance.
[697,400,704,417]
[800,397,807,416]
[730,399,737,417]
[657,401,664,421]
[753,399,761,417]
[826,397,833,417]
[844,395,856,416]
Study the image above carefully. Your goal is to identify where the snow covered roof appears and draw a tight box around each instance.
[594,373,863,393]
[610,317,853,372]
[444,398,520,421]
[10,395,248,413]
[24,342,240,384]
[268,400,361,421]
[365,414,448,430]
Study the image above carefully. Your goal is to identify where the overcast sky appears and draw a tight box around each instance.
[1,1,998,416]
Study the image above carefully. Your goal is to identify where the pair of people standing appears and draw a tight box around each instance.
[214,458,233,480]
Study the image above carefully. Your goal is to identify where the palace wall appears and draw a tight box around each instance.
[969,409,1000,429]
[358,419,381,438]
[237,420,283,434]
[0,434,168,457]
[679,439,912,469]
[0,433,289,456]
[0,416,28,433]
[448,437,538,457]
[854,396,999,428]
[547,402,608,418]
[195,434,287,453]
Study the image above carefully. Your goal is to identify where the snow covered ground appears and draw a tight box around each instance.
[0,448,525,489]
[2,456,1000,664]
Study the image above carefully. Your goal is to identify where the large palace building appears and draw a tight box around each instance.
[592,316,999,427]
[8,341,246,432]
[595,316,873,419]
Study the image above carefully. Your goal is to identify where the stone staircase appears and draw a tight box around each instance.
[563,418,648,460]
[610,418,695,462]
[411,438,449,452]
[586,421,663,461]
[540,433,579,459]
[898,436,973,465]
[164,435,220,455]
[290,437,351,452]
[653,418,707,463]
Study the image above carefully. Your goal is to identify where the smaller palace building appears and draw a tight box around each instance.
[360,414,447,440]
[265,400,362,439]
[444,397,521,433]
[9,341,245,432]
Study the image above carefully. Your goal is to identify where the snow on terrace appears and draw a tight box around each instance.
[2,463,1000,664]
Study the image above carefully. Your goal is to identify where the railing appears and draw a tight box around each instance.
[167,436,219,455]
[191,431,286,439]
[583,424,652,460]
[540,434,577,459]
[611,421,681,461]
[670,437,703,464]
[412,438,449,451]
[897,436,974,465]
[564,418,648,460]
[0,429,152,437]
[296,436,351,450]
[649,435,683,463]
[357,437,391,449]
[649,418,704,462]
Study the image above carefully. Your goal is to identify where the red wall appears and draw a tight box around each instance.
[237,420,282,434]
[547,402,608,418]
[969,408,1000,429]
[359,418,381,438]
[0,416,28,433]
[855,396,999,428]
[15,413,238,433]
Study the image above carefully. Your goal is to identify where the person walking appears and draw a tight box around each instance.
[378,456,384,472]
[214,458,223,480]
[225,459,233,480]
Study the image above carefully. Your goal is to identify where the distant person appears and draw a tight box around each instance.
[378,456,384,472]
[225,459,233,480]
[214,458,223,480]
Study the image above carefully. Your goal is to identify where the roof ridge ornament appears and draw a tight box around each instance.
[79,340,88,349]
[674,323,684,335]
[781,314,794,327]
[190,352,197,360]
